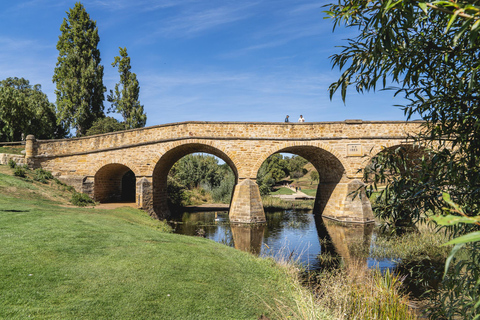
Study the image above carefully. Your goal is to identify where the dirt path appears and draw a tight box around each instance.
[95,202,138,209]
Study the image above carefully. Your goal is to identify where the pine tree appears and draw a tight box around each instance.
[108,47,147,129]
[53,2,105,136]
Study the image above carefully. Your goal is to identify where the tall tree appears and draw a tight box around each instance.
[53,2,105,136]
[326,1,480,317]
[85,116,125,136]
[108,47,147,129]
[0,77,67,141]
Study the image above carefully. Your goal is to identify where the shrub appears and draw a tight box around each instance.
[7,159,16,168]
[167,176,188,207]
[71,192,95,207]
[13,166,26,177]
[211,175,235,203]
[54,179,75,192]
[33,168,54,183]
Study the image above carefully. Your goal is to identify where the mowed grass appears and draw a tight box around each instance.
[270,187,295,195]
[0,145,24,154]
[0,168,298,319]
[301,189,317,197]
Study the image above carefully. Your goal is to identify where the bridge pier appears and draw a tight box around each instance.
[315,179,374,223]
[229,179,266,223]
[137,177,153,211]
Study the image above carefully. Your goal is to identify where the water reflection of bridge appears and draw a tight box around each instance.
[170,210,375,269]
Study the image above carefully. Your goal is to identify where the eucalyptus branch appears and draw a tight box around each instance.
[426,3,478,19]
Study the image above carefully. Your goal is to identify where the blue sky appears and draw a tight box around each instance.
[0,0,409,126]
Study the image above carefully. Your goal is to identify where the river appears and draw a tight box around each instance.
[168,209,394,271]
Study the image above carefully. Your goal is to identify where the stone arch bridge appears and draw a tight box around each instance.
[25,120,421,224]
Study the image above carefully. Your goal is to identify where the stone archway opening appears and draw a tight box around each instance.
[152,143,238,220]
[257,146,346,217]
[364,144,427,185]
[94,164,136,203]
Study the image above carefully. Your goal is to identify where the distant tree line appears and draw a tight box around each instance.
[167,154,235,206]
[256,154,308,195]
[167,153,312,207]
[0,2,147,142]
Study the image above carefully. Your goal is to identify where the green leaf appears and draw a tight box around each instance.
[444,231,480,246]
[443,243,464,278]
[432,214,480,226]
[385,0,402,11]
[472,19,480,31]
[442,192,464,214]
[445,9,461,34]
[453,19,472,45]
[418,2,428,14]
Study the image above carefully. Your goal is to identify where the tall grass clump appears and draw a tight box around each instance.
[313,266,417,320]
[265,257,333,320]
[371,223,451,298]
[269,260,416,320]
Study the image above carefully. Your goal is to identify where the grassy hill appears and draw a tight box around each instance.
[272,162,318,197]
[0,165,310,319]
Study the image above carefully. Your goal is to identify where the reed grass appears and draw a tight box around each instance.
[267,245,417,320]
[370,223,451,261]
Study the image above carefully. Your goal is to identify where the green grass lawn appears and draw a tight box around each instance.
[0,167,299,319]
[0,145,24,154]
[270,187,295,195]
[301,189,317,197]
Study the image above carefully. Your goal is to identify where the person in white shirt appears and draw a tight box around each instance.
[298,115,305,122]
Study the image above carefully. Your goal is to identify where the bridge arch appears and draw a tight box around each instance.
[250,141,347,181]
[253,142,373,222]
[363,143,427,183]
[94,163,137,203]
[151,142,239,219]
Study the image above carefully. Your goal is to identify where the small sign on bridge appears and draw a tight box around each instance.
[347,144,362,157]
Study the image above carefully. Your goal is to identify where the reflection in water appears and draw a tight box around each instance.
[168,209,389,271]
[231,224,265,254]
[318,218,374,268]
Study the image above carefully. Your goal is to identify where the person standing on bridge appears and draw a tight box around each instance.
[298,115,305,122]
[285,115,290,123]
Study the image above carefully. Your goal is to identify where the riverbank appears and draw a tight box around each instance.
[0,166,308,319]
